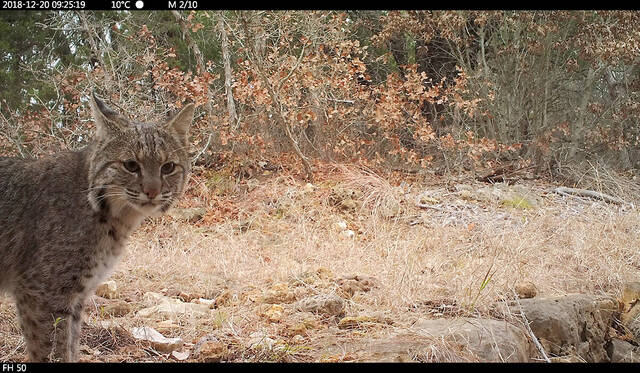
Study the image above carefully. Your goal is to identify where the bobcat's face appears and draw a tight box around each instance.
[87,94,195,217]
[94,124,190,215]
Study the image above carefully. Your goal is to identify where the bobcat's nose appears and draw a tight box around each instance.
[144,189,160,200]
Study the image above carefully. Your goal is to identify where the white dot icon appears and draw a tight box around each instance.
[135,1,144,8]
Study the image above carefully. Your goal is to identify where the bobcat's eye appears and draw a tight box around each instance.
[161,162,175,175]
[123,160,140,173]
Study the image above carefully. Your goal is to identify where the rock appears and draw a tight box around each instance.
[280,312,318,337]
[264,304,285,322]
[168,207,207,223]
[417,193,439,205]
[261,283,296,304]
[178,291,204,303]
[515,282,537,299]
[294,294,345,317]
[334,220,348,231]
[622,282,640,311]
[340,199,359,212]
[324,331,481,362]
[411,317,532,362]
[171,350,190,361]
[337,275,376,297]
[622,303,640,324]
[214,290,233,308]
[303,183,315,193]
[195,339,226,362]
[379,198,402,218]
[130,326,183,353]
[623,304,640,341]
[193,298,216,307]
[138,292,211,319]
[607,339,640,362]
[339,229,355,239]
[329,187,362,212]
[101,300,132,317]
[549,355,583,362]
[500,294,617,362]
[458,184,539,208]
[155,319,181,333]
[337,313,393,329]
[248,332,276,350]
[291,335,305,344]
[95,280,118,299]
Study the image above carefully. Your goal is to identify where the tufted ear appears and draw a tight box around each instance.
[90,92,130,139]
[163,103,194,146]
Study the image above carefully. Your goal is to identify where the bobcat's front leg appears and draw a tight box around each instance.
[15,290,84,362]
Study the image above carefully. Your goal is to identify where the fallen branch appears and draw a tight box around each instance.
[553,186,628,206]
[511,289,551,363]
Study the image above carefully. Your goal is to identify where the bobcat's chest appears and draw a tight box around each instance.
[82,233,127,299]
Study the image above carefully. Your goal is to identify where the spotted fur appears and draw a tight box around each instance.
[0,93,194,362]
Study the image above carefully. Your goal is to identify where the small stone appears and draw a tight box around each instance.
[264,304,285,322]
[340,199,358,212]
[171,350,190,361]
[155,319,181,333]
[169,207,207,223]
[340,230,355,239]
[418,195,439,205]
[295,294,345,317]
[194,298,216,306]
[130,326,183,353]
[334,220,348,230]
[337,313,393,329]
[178,291,203,303]
[291,335,305,344]
[101,300,132,317]
[622,303,640,325]
[622,282,640,311]
[248,332,276,350]
[95,280,118,299]
[337,275,376,297]
[214,290,232,308]
[196,340,225,362]
[515,282,537,299]
[303,183,315,193]
[262,283,296,304]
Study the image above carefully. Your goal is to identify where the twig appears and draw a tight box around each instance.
[553,186,628,206]
[192,133,213,165]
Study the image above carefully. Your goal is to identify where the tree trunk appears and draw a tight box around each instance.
[218,12,238,129]
[569,67,599,161]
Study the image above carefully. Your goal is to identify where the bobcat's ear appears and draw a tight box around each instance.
[90,92,129,139]
[164,103,194,146]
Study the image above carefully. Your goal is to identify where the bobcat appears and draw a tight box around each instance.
[0,93,195,362]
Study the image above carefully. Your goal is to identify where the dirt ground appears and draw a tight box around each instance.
[2,163,639,362]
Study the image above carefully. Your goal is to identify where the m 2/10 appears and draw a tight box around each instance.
[168,0,197,9]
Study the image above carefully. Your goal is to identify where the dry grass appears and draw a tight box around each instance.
[2,163,640,361]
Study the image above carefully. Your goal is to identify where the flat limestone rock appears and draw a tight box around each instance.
[138,291,211,319]
[321,317,531,362]
[410,317,532,362]
[130,326,183,353]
